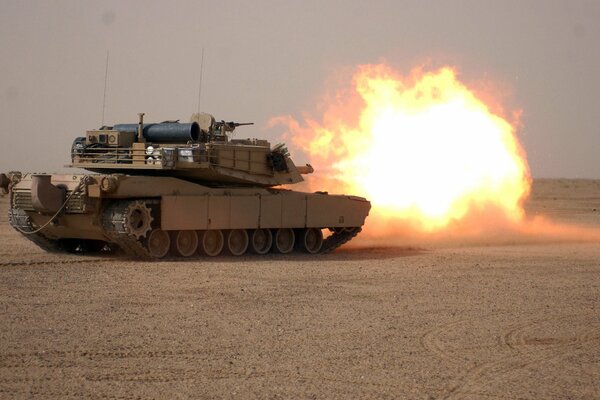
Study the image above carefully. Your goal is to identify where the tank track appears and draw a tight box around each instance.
[102,201,153,260]
[11,200,362,258]
[103,198,364,259]
[8,207,65,253]
[320,227,362,254]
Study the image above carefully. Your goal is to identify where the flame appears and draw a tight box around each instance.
[271,64,531,236]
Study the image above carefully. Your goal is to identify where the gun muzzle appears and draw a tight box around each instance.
[297,164,314,175]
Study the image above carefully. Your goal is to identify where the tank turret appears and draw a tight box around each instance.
[70,113,313,187]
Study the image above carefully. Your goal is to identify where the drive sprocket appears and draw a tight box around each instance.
[123,200,154,239]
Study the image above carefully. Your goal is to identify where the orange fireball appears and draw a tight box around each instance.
[272,64,531,233]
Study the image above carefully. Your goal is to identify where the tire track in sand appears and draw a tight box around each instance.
[440,314,600,399]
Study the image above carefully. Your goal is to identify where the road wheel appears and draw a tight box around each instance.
[274,228,295,254]
[250,229,272,254]
[227,229,249,256]
[299,228,323,254]
[200,230,224,257]
[147,229,170,258]
[171,230,198,257]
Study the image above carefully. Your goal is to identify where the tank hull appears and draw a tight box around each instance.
[8,173,370,259]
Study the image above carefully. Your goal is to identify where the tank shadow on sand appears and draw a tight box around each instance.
[109,246,428,264]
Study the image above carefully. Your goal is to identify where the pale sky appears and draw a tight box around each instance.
[1,0,599,178]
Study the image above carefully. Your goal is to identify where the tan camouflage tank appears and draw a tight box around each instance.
[2,112,370,259]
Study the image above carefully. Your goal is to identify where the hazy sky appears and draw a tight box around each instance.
[1,0,599,178]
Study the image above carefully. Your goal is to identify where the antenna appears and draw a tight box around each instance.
[101,50,109,126]
[197,48,205,114]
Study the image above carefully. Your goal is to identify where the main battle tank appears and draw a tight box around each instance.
[2,112,370,259]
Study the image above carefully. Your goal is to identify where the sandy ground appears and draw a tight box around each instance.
[0,179,599,399]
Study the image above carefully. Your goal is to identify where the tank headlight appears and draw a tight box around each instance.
[145,146,155,155]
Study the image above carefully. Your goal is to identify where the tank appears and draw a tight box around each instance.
[3,112,371,259]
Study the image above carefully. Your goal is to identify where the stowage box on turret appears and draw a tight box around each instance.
[2,112,371,259]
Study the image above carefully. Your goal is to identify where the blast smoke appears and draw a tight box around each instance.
[270,64,600,246]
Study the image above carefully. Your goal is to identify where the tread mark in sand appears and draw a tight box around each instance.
[440,314,600,399]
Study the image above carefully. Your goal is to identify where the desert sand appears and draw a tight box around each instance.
[0,179,599,399]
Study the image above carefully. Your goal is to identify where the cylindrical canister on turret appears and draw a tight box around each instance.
[114,122,200,143]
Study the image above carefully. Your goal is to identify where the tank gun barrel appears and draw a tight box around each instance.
[297,164,314,175]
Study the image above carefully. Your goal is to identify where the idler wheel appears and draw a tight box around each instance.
[299,228,323,254]
[250,229,273,255]
[227,229,249,256]
[147,229,170,259]
[274,228,295,254]
[171,230,198,257]
[124,201,153,239]
[200,230,224,257]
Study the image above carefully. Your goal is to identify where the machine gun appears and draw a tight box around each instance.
[214,120,254,135]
